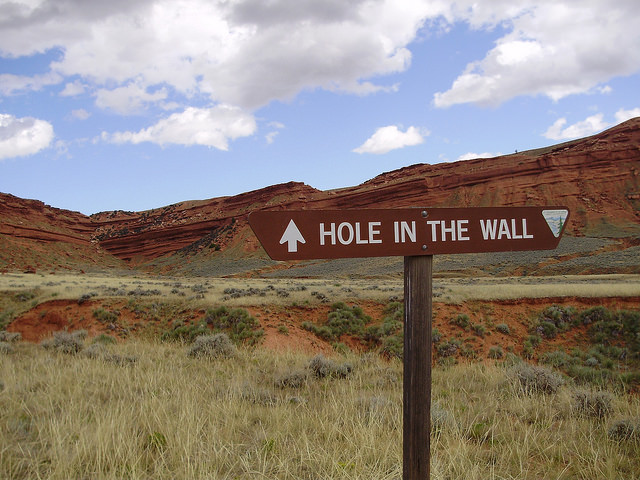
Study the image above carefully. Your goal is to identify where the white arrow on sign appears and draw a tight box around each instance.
[279,219,306,253]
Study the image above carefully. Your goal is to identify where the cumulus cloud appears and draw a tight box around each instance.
[615,108,640,123]
[353,125,426,154]
[457,152,500,161]
[71,109,91,120]
[0,72,62,96]
[105,105,256,150]
[543,114,610,141]
[60,81,87,97]
[0,114,54,160]
[0,0,445,113]
[95,82,169,115]
[1,0,638,117]
[434,1,640,107]
[265,122,284,145]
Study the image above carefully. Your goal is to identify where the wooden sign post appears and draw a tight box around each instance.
[249,206,569,479]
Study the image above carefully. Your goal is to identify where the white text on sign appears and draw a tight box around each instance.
[479,219,534,240]
[318,218,535,246]
[320,222,382,245]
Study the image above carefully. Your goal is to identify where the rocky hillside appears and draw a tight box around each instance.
[1,118,639,275]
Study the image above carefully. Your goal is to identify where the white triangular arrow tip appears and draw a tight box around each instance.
[542,209,568,238]
[279,219,306,252]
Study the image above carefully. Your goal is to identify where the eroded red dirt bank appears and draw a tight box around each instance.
[8,296,639,358]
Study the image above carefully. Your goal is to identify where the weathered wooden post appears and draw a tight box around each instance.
[403,255,432,479]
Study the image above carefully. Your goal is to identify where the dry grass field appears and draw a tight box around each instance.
[1,340,639,479]
[1,272,639,479]
[1,272,639,307]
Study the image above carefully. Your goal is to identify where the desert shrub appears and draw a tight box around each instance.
[187,333,237,359]
[451,314,470,330]
[432,327,441,344]
[0,331,21,342]
[41,330,86,354]
[526,334,542,347]
[0,310,13,330]
[326,302,371,337]
[78,293,96,305]
[617,309,640,355]
[488,346,504,359]
[275,369,309,389]
[308,354,352,379]
[608,418,640,442]
[437,338,461,358]
[161,321,209,342]
[366,317,402,340]
[579,306,612,325]
[540,305,576,328]
[302,303,371,342]
[92,308,119,324]
[496,323,510,335]
[540,350,575,368]
[531,305,575,339]
[383,301,403,319]
[277,325,289,335]
[570,389,614,418]
[509,362,564,395]
[302,322,333,341]
[381,335,403,360]
[536,320,558,339]
[589,318,624,344]
[204,306,264,345]
[0,341,15,354]
[472,323,486,337]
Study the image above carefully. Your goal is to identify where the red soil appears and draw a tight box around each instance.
[8,296,639,360]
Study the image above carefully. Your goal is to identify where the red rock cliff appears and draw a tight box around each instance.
[1,118,638,269]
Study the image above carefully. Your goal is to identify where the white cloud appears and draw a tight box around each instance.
[0,0,446,112]
[434,1,640,107]
[265,131,279,145]
[106,105,256,150]
[0,114,54,160]
[265,122,284,144]
[615,108,640,124]
[71,109,91,120]
[0,72,62,95]
[543,114,610,141]
[1,0,638,115]
[457,152,500,161]
[353,125,426,154]
[60,81,87,97]
[95,82,169,115]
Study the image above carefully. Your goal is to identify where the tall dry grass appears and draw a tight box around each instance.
[1,339,639,479]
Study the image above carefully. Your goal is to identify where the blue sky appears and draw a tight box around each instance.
[1,0,639,215]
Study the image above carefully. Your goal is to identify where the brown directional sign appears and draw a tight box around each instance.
[249,206,569,260]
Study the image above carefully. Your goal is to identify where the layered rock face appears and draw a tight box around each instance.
[1,118,638,270]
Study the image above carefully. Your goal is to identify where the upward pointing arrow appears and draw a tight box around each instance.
[279,219,306,253]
